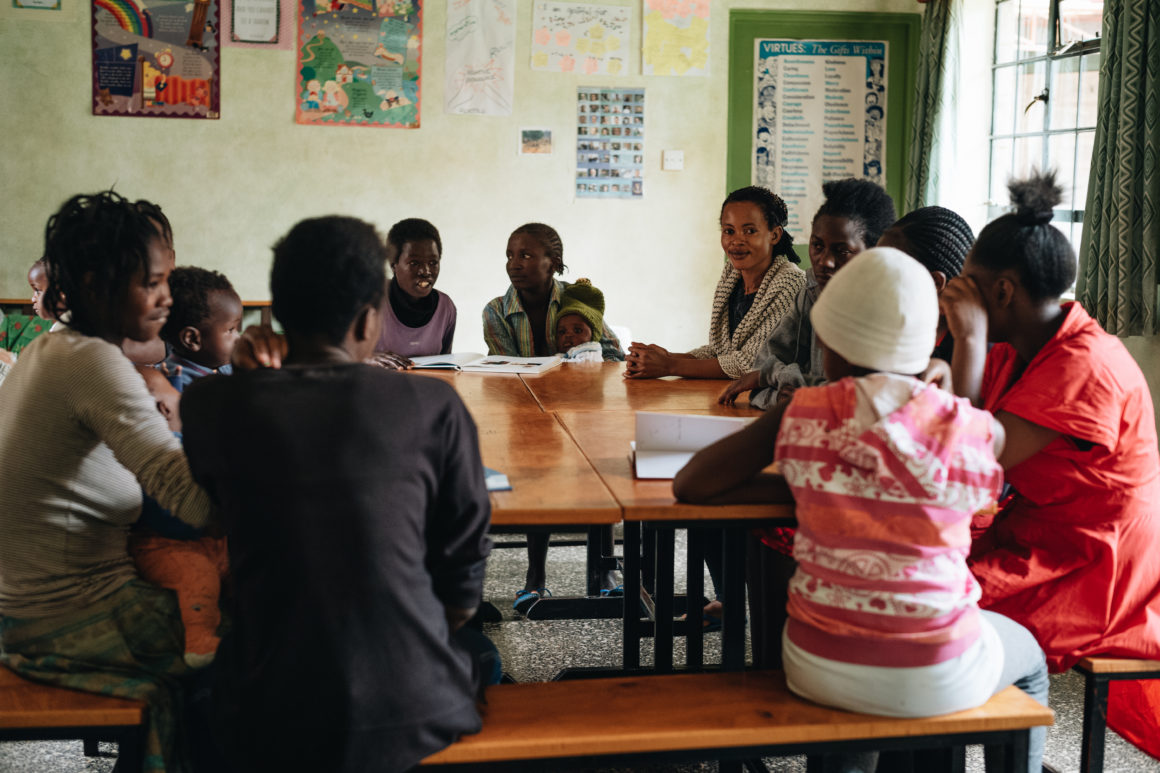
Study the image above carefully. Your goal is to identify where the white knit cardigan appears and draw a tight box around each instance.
[688,256,806,378]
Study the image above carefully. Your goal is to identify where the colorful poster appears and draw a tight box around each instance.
[296,0,421,127]
[641,0,708,77]
[575,87,643,199]
[223,0,294,48]
[531,1,628,76]
[91,0,221,118]
[754,39,887,237]
[445,0,515,116]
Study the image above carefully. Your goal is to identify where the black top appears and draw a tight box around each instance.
[181,364,491,772]
[389,278,440,328]
[727,281,757,336]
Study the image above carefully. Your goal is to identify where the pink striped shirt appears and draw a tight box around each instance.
[776,375,1003,667]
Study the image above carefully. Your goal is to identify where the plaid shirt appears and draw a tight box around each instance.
[482,280,623,360]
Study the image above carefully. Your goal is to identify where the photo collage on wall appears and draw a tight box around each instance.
[575,87,644,199]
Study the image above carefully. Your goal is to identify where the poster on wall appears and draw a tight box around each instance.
[445,0,515,116]
[575,87,643,199]
[531,1,629,76]
[296,0,421,127]
[91,0,221,118]
[222,0,294,48]
[641,0,708,77]
[753,39,886,237]
[14,0,61,10]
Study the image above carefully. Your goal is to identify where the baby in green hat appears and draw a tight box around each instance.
[555,278,608,363]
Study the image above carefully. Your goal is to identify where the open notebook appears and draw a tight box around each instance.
[632,411,754,480]
[410,353,563,374]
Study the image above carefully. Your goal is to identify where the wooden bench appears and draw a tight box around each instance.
[1070,656,1160,773]
[0,665,146,769]
[421,671,1053,772]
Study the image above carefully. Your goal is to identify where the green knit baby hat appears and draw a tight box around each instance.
[557,278,605,337]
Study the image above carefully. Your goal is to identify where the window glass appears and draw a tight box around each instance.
[996,0,1020,63]
[990,138,1015,202]
[1016,61,1048,133]
[1059,0,1103,46]
[1019,0,1052,58]
[1078,51,1100,128]
[1013,135,1045,180]
[1074,129,1096,208]
[993,66,1018,135]
[1050,56,1081,130]
[1047,132,1077,208]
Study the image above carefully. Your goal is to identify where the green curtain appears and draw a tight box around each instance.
[1077,0,1160,336]
[904,0,957,212]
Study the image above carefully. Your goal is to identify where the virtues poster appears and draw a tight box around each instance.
[91,0,221,118]
[296,0,421,127]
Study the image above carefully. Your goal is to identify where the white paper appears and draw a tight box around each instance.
[445,0,516,115]
[531,1,629,76]
[410,353,486,369]
[232,0,279,43]
[411,353,563,373]
[633,411,753,479]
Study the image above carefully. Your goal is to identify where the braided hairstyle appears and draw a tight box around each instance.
[721,185,800,263]
[882,206,974,280]
[386,218,442,263]
[271,216,387,345]
[972,171,1074,300]
[511,223,567,274]
[161,267,236,344]
[41,191,163,339]
[814,178,897,248]
[133,198,173,248]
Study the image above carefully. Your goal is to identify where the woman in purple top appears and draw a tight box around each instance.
[370,218,457,369]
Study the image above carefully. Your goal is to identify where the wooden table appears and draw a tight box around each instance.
[559,410,793,673]
[404,363,793,675]
[522,361,754,414]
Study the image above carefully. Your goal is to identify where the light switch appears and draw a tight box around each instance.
[662,150,685,171]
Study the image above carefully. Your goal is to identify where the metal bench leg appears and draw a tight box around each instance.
[83,738,100,757]
[1081,672,1110,773]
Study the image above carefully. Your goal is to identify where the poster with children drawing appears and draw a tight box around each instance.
[531,1,628,76]
[296,0,421,127]
[575,87,643,199]
[444,0,515,116]
[753,39,886,237]
[91,0,221,118]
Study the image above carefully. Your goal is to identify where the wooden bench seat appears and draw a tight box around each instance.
[422,671,1053,772]
[1071,656,1160,773]
[0,665,145,769]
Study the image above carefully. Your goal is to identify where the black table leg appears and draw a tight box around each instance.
[622,521,641,670]
[686,526,704,672]
[722,528,747,671]
[654,527,675,674]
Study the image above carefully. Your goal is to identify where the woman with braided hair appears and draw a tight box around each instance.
[942,170,1160,756]
[626,185,805,379]
[877,204,975,362]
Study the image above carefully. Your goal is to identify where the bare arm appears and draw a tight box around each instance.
[625,342,728,379]
[940,277,989,407]
[994,410,1060,469]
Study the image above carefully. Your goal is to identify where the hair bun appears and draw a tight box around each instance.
[1008,170,1061,226]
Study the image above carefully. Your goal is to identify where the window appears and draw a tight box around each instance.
[989,0,1103,253]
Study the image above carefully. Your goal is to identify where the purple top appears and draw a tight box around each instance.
[376,289,457,356]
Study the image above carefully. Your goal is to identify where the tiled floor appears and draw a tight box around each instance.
[2,531,1157,772]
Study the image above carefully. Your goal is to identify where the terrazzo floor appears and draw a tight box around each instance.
[1,530,1157,772]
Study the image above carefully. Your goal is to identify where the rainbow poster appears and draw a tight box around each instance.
[91,0,221,118]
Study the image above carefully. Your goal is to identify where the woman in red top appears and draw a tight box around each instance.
[942,171,1160,756]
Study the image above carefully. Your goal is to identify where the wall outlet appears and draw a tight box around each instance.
[662,150,685,171]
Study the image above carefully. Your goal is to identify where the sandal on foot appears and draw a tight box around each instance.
[513,589,540,613]
[600,585,625,597]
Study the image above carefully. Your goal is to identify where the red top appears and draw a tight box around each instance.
[970,302,1160,671]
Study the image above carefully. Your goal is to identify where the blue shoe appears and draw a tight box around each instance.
[513,587,551,615]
